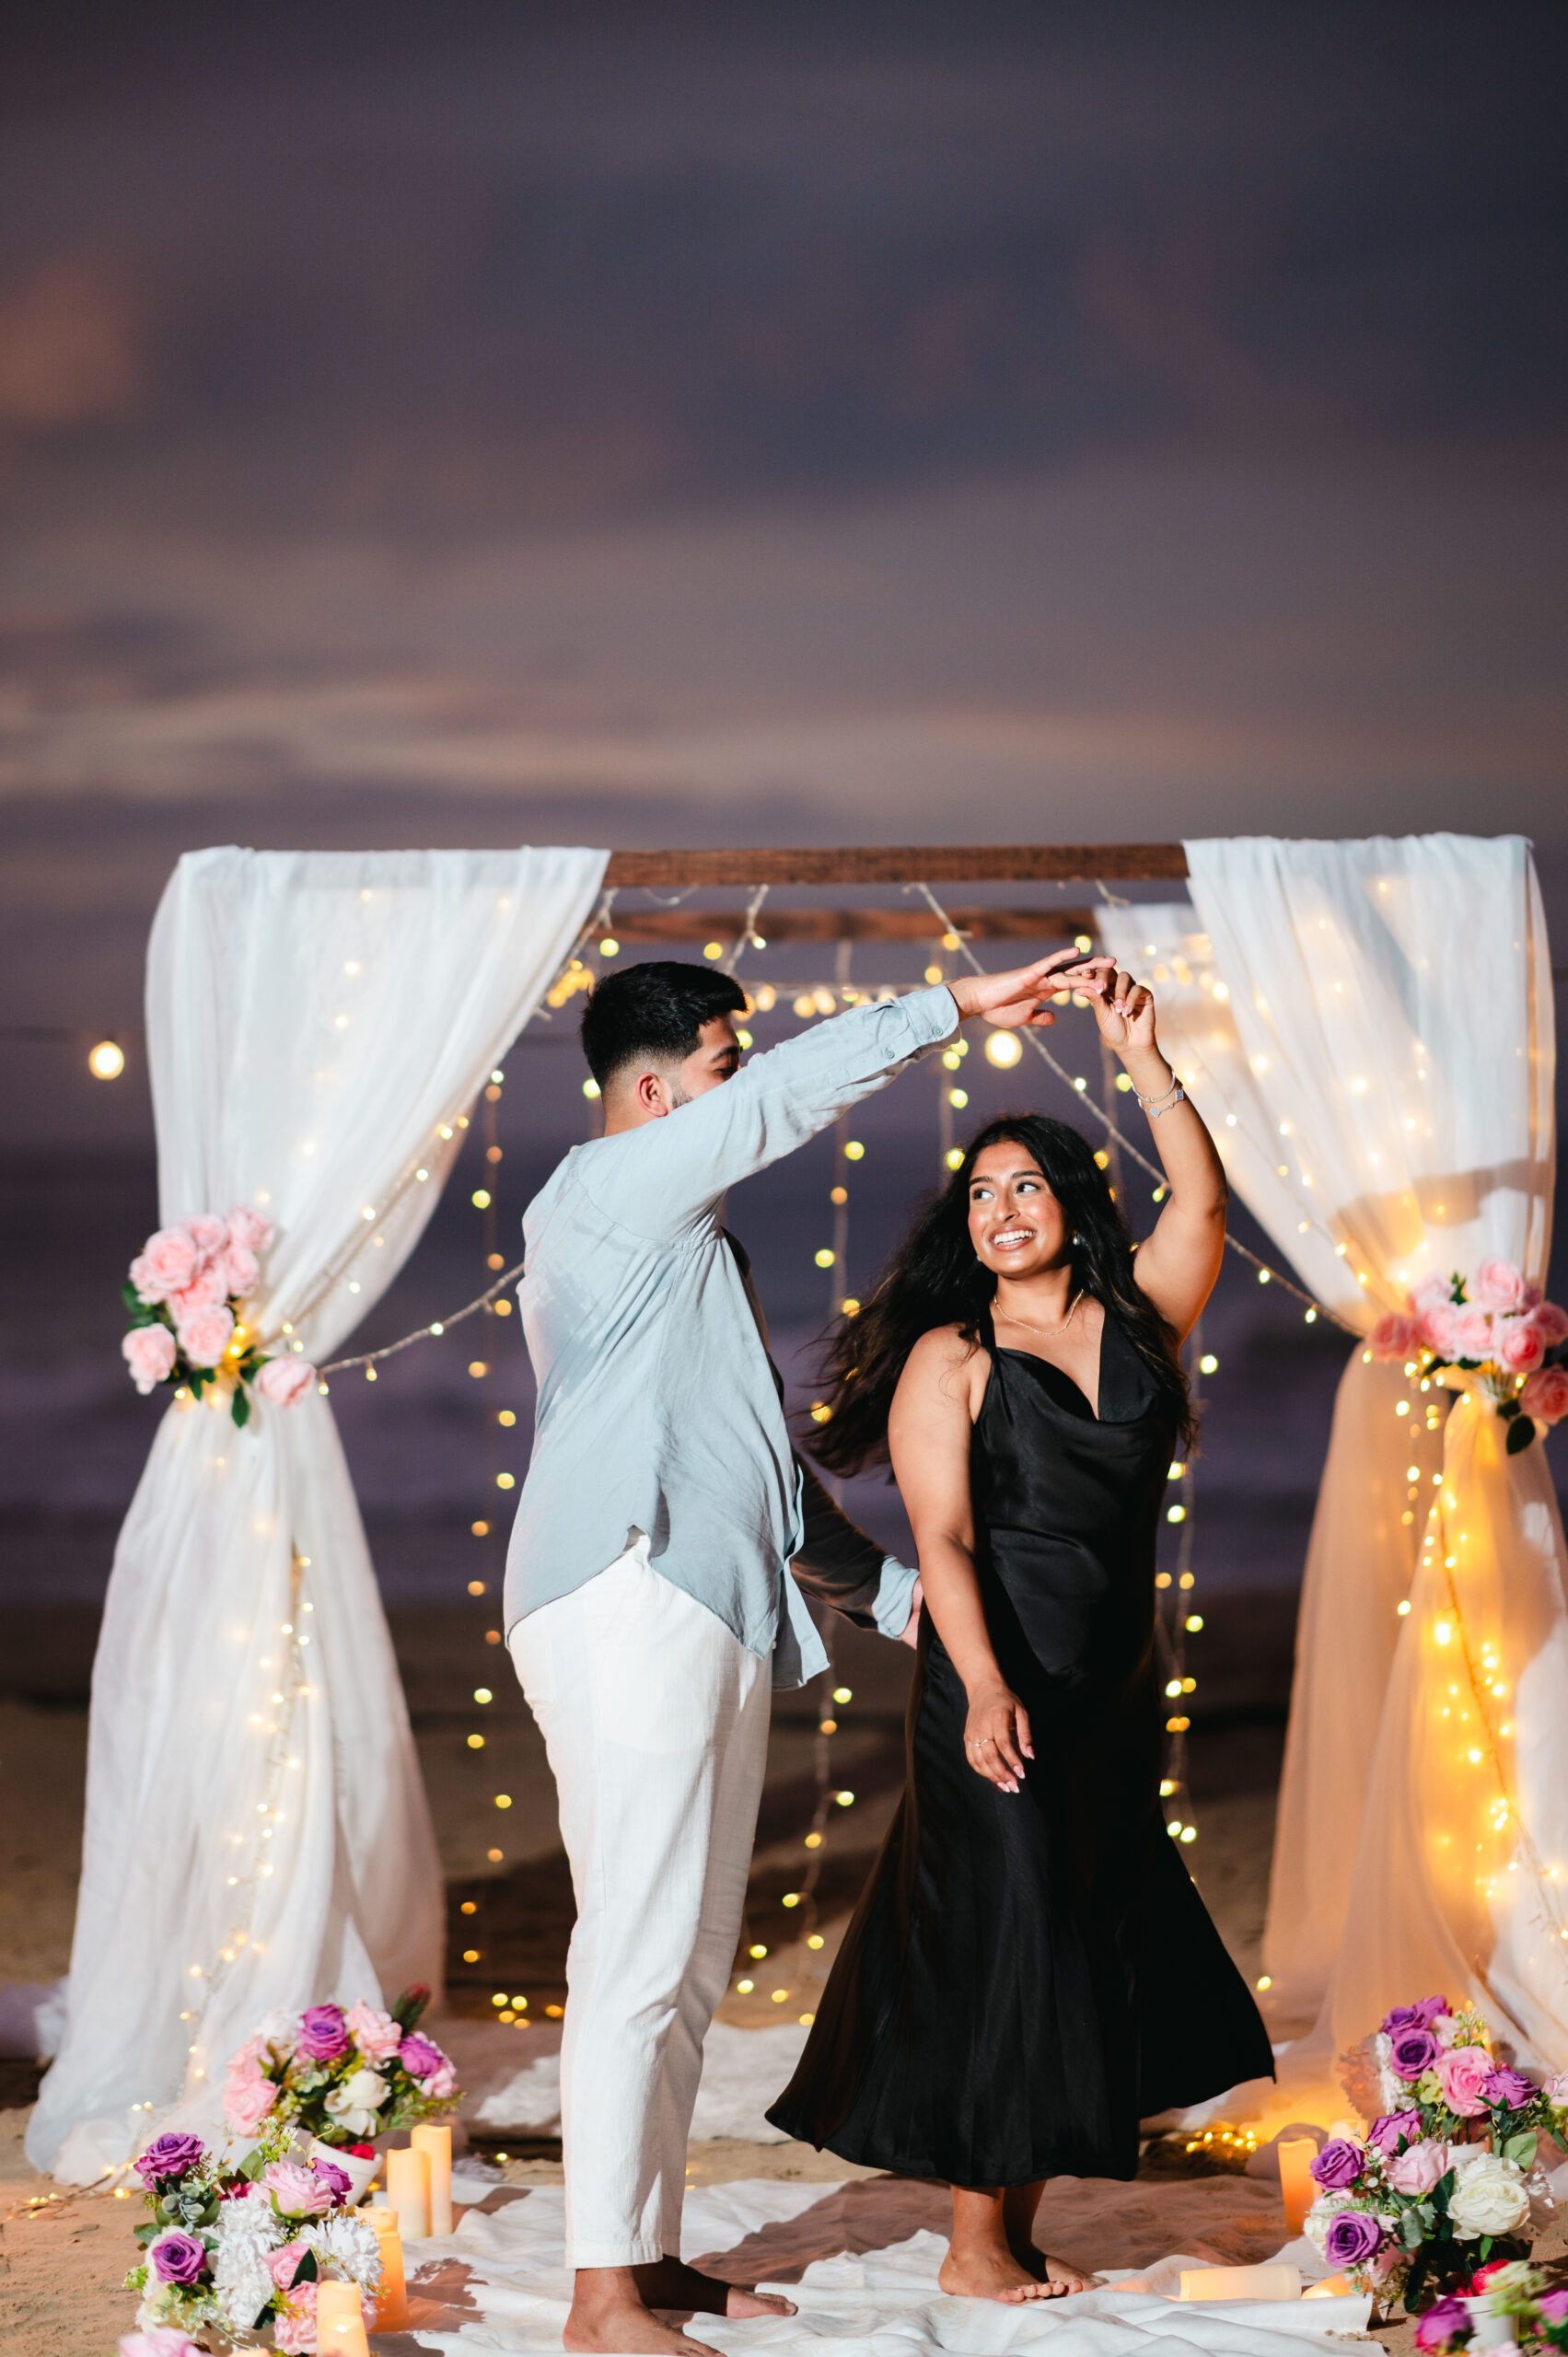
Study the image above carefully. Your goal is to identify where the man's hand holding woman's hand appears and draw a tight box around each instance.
[947,947,1107,1032]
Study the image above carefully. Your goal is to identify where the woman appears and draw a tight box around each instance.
[768,958,1274,2303]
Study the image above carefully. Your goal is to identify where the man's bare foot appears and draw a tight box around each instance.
[638,2255,796,2320]
[938,2244,1072,2303]
[563,2286,717,2356]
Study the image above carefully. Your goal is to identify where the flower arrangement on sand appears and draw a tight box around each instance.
[123,2131,379,2353]
[1370,1262,1568,1455]
[224,1985,458,2151]
[1304,1994,1566,2316]
[120,1205,316,1426]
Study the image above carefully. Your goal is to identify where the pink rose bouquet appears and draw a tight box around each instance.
[223,1983,459,2152]
[120,1204,317,1428]
[1368,1267,1568,1455]
[1303,1994,1568,2321]
[124,2122,380,2352]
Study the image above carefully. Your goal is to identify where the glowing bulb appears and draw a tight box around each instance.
[984,1030,1023,1069]
[87,1039,125,1080]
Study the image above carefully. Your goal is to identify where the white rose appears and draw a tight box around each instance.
[1446,2151,1530,2239]
[1303,2192,1349,2258]
[323,2065,389,2138]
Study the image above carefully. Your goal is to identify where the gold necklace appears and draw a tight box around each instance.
[993,1290,1084,1341]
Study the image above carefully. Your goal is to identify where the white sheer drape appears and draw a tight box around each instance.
[29,844,606,2180]
[1109,836,1563,2069]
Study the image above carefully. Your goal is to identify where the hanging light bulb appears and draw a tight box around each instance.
[984,1030,1022,1069]
[87,1039,125,1080]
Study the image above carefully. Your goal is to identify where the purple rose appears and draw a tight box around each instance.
[312,2155,353,2203]
[1308,2136,1365,2190]
[1537,2289,1568,2325]
[399,2031,444,2080]
[1367,2108,1423,2155]
[1388,2025,1442,2080]
[151,2229,209,2286]
[133,2131,206,2187]
[297,2003,350,2062]
[1481,2064,1537,2111]
[1412,2294,1469,2353]
[1321,2210,1385,2270]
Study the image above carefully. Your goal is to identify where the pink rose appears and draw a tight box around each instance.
[345,1999,403,2061]
[271,2282,317,2357]
[1417,1303,1460,1357]
[122,1326,177,1395]
[1385,2136,1448,2196]
[119,2332,205,2357]
[226,1204,275,1254]
[1413,1276,1456,1315]
[1529,1301,1568,1347]
[223,2059,277,2138]
[1521,1366,1568,1426]
[176,1303,235,1367]
[169,1262,229,1318]
[1476,1259,1527,1312]
[1369,1312,1418,1359]
[1497,1318,1546,1374]
[184,1213,228,1256]
[255,1356,316,1409]
[264,2158,336,2217]
[216,1242,260,1298]
[1434,2044,1492,2118]
[1451,1307,1494,1358]
[131,1227,200,1302]
[267,2238,309,2291]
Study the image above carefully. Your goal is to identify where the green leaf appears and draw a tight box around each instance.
[231,1387,250,1429]
[1506,1416,1538,1456]
[295,2248,319,2282]
[1499,1396,1521,1418]
[1503,2130,1538,2168]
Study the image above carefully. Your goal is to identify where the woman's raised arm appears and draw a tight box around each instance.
[1074,958,1227,1341]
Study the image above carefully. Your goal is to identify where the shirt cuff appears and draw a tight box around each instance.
[869,1554,919,1641]
[900,982,960,1054]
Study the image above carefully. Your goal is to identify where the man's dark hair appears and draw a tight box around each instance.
[580,959,747,1089]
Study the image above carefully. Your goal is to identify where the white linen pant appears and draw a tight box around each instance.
[509,1535,771,2269]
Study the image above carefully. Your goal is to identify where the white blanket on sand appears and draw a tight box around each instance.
[410,2172,1370,2355]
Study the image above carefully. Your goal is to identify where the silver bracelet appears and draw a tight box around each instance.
[1133,1072,1182,1113]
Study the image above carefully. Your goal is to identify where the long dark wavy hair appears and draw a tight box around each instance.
[807,1112,1195,1474]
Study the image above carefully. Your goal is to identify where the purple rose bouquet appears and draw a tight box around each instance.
[1301,1994,1568,2318]
[224,1981,459,2152]
[125,2125,381,2353]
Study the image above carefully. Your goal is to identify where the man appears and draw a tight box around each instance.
[505,949,1081,2356]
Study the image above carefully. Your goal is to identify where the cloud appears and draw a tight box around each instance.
[0,257,145,439]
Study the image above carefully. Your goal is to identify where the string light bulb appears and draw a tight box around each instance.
[87,1039,125,1080]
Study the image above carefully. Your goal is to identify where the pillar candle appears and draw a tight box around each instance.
[411,2121,454,2235]
[1303,2275,1353,2299]
[314,2278,371,2355]
[1278,2135,1318,2234]
[1178,2262,1301,2303]
[385,2142,431,2239]
[365,2204,410,2330]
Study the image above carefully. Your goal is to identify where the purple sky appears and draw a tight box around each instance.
[3,3,1565,1149]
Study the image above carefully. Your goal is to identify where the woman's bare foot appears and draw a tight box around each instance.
[938,2244,1071,2303]
[1007,2239,1097,2293]
[637,2256,796,2320]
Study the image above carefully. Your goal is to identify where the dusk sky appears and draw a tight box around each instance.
[3,3,1565,1148]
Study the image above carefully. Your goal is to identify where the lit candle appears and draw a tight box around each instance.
[385,2142,431,2239]
[1178,2262,1301,2303]
[1278,2135,1318,2234]
[1303,2274,1353,2299]
[365,2204,409,2329]
[411,2121,453,2235]
[315,2278,371,2354]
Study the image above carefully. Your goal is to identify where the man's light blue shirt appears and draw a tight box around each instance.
[504,983,959,1685]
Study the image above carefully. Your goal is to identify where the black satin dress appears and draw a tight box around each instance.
[768,1307,1274,2188]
